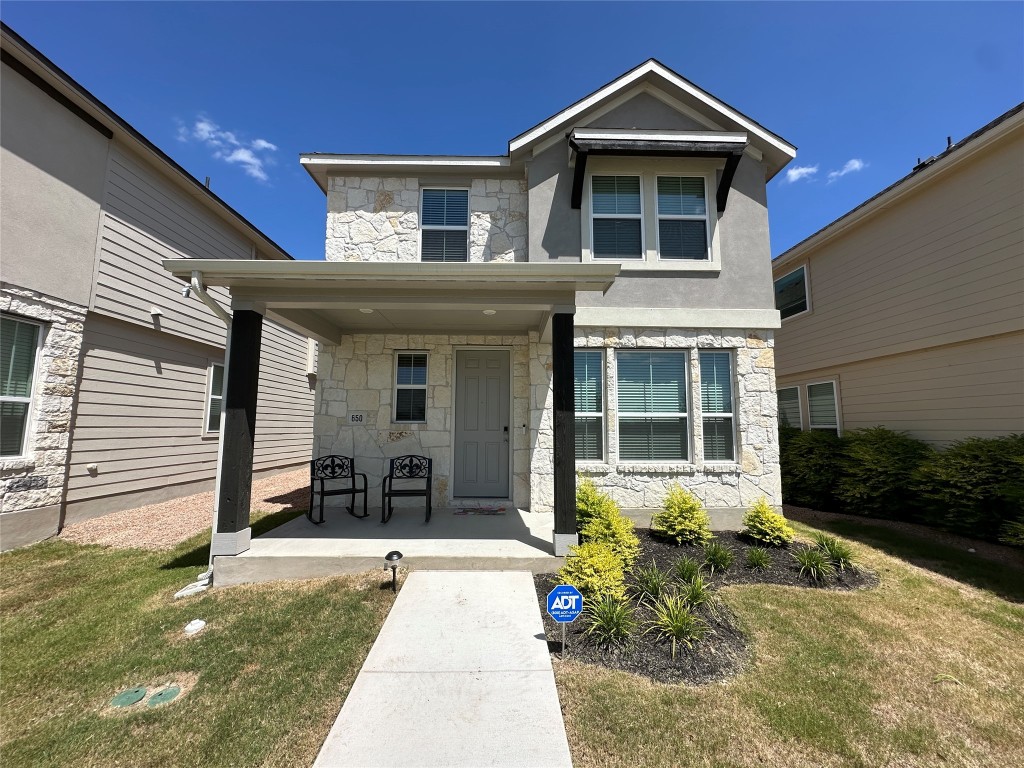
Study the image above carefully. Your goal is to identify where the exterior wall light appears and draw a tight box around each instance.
[482,309,496,315]
[359,308,374,314]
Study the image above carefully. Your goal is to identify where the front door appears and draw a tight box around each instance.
[454,349,510,498]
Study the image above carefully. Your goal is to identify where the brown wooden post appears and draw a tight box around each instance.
[211,308,262,557]
[551,312,577,555]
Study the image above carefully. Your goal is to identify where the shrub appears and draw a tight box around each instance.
[1000,519,1024,548]
[913,435,1024,540]
[779,427,844,510]
[678,573,716,613]
[673,556,703,584]
[632,560,670,602]
[558,541,626,601]
[583,595,637,647]
[745,546,772,570]
[703,540,734,574]
[742,496,795,546]
[648,594,707,660]
[812,532,856,573]
[792,546,836,584]
[576,475,618,531]
[651,485,712,545]
[836,427,932,518]
[580,500,640,568]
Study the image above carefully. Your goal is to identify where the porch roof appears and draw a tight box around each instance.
[162,260,620,344]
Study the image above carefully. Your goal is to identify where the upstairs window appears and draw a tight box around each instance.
[1,316,42,457]
[700,351,734,462]
[395,352,428,422]
[420,189,468,262]
[591,176,643,259]
[775,266,808,319]
[807,381,839,435]
[617,350,688,461]
[574,350,604,461]
[657,177,709,260]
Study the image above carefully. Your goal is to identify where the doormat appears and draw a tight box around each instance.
[454,506,507,515]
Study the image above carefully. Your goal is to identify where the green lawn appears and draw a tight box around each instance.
[556,522,1024,768]
[0,510,394,767]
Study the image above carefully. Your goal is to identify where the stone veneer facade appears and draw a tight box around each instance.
[0,284,87,519]
[325,177,528,263]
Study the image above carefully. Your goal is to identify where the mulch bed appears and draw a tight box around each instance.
[534,528,877,685]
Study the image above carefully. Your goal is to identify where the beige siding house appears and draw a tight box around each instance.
[773,103,1024,445]
[0,24,315,549]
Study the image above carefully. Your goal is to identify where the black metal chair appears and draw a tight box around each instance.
[308,455,369,524]
[381,454,432,524]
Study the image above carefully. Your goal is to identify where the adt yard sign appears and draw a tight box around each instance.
[546,585,583,623]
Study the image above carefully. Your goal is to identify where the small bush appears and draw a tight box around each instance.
[558,541,626,601]
[792,546,836,583]
[837,427,933,518]
[673,556,703,584]
[703,540,734,574]
[576,475,618,531]
[745,546,772,570]
[1000,519,1024,547]
[678,573,716,613]
[651,485,712,546]
[648,594,707,660]
[742,496,795,546]
[780,427,845,510]
[632,560,670,602]
[580,500,640,568]
[583,595,637,647]
[812,532,856,573]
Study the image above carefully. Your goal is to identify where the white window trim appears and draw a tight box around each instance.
[418,187,470,263]
[777,385,804,430]
[203,362,224,436]
[589,174,645,261]
[699,350,736,464]
[574,348,606,463]
[0,314,45,461]
[393,350,428,424]
[615,349,691,465]
[654,175,712,265]
[774,263,812,321]
[806,379,841,435]
[582,157,722,272]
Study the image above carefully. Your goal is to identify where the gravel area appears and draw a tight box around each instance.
[59,468,308,550]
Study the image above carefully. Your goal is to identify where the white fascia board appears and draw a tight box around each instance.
[509,60,795,158]
[574,306,782,330]
[571,128,748,144]
[299,154,511,169]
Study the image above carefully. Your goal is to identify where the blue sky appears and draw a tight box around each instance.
[4,2,1022,261]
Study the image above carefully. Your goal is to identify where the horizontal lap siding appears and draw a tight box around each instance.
[775,131,1024,377]
[254,321,314,472]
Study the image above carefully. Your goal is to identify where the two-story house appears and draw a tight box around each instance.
[162,59,795,560]
[0,24,316,550]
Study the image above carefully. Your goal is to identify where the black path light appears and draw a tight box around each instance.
[385,551,403,593]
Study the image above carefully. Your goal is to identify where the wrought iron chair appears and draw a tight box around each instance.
[308,455,369,524]
[381,454,432,524]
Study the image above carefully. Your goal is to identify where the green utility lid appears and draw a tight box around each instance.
[147,685,181,707]
[111,687,147,708]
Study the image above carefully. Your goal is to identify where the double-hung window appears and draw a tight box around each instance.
[574,350,603,461]
[774,266,808,319]
[617,350,688,461]
[420,189,469,262]
[591,176,643,259]
[807,381,839,435]
[657,177,709,260]
[1,316,42,458]
[394,352,427,422]
[205,364,224,433]
[777,387,802,429]
[700,351,735,462]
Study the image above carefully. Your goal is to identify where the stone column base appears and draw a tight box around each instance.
[552,532,578,557]
[211,527,251,557]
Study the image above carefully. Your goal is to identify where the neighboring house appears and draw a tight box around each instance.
[0,25,315,550]
[772,103,1024,445]
[162,58,796,559]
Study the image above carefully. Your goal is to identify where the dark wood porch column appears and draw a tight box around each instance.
[211,308,263,557]
[551,312,576,555]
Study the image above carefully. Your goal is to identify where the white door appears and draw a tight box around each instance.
[453,350,510,498]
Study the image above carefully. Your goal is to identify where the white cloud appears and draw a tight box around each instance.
[784,164,819,184]
[177,115,277,182]
[828,158,866,183]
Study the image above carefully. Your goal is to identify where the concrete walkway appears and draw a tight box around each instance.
[312,571,572,768]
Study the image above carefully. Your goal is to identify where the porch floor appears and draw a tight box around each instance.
[213,504,561,586]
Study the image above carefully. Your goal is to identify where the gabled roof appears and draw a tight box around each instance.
[0,22,295,261]
[508,59,796,179]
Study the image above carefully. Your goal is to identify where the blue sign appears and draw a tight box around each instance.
[546,585,584,623]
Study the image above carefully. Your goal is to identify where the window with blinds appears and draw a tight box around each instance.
[395,352,428,422]
[807,381,839,435]
[574,350,604,461]
[591,176,643,259]
[700,351,734,462]
[616,350,688,461]
[777,387,802,429]
[657,177,709,260]
[774,266,808,319]
[206,364,224,433]
[420,189,469,262]
[0,316,41,457]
